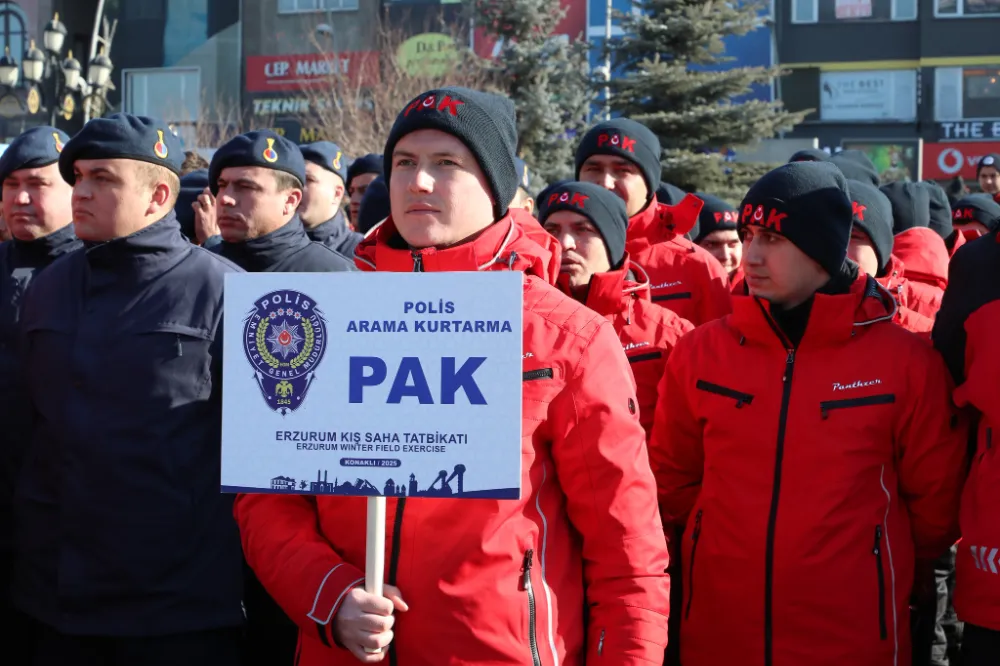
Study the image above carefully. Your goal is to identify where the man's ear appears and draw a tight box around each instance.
[284,188,303,215]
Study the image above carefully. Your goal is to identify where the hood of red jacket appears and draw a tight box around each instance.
[892,227,949,291]
[626,194,704,251]
[508,208,561,285]
[354,213,551,277]
[731,272,898,348]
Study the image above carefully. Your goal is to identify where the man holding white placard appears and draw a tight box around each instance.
[235,87,671,665]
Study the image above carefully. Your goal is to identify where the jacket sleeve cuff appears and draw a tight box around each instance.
[304,562,366,644]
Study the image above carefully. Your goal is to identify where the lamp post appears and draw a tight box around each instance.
[13,13,116,126]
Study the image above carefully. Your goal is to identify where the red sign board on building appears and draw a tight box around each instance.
[922,141,1000,180]
[245,52,380,92]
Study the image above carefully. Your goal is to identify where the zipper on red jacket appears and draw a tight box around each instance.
[685,509,703,620]
[521,549,542,666]
[763,346,796,666]
[874,525,888,640]
[411,250,424,272]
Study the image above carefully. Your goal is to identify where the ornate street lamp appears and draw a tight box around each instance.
[0,47,19,88]
[43,13,68,55]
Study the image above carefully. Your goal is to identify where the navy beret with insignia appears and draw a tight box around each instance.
[300,141,347,183]
[209,130,305,195]
[0,126,70,193]
[59,113,183,184]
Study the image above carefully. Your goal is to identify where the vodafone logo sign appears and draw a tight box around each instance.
[937,148,964,175]
[923,141,1000,180]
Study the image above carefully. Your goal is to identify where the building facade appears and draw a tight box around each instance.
[777,0,1000,182]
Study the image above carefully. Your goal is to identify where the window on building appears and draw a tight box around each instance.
[123,68,202,146]
[793,0,818,22]
[934,67,1000,120]
[935,0,1000,16]
[793,0,918,22]
[277,0,359,13]
[0,2,27,63]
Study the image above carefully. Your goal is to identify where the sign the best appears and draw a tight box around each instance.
[221,272,524,501]
[937,120,1000,141]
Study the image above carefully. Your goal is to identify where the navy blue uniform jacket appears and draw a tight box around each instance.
[306,210,361,259]
[12,213,245,635]
[216,216,357,272]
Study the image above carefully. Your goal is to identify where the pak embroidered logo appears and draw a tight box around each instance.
[546,190,589,209]
[740,203,786,232]
[954,207,976,221]
[714,211,738,223]
[852,201,867,221]
[403,93,464,118]
[596,132,636,153]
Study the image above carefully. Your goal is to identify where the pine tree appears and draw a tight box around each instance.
[607,0,807,201]
[471,0,594,186]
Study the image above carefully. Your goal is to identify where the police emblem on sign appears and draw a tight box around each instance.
[243,290,328,415]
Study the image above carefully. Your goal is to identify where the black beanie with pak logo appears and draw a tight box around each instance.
[539,181,629,269]
[383,87,518,220]
[738,161,853,277]
[575,119,662,200]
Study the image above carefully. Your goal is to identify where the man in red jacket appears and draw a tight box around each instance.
[880,181,948,319]
[649,161,967,666]
[575,119,731,325]
[235,87,670,666]
[933,231,1000,666]
[846,180,933,335]
[538,180,693,439]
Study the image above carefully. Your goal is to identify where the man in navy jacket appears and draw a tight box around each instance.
[0,125,81,659]
[210,131,356,273]
[13,113,245,665]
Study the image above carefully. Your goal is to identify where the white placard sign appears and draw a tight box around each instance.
[221,271,523,500]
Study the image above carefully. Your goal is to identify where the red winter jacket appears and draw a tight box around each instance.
[566,257,694,440]
[933,230,1000,632]
[510,207,561,286]
[877,255,934,336]
[946,227,979,260]
[234,215,671,666]
[626,194,732,325]
[893,227,949,319]
[650,274,966,666]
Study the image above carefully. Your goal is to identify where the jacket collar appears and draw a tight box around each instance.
[354,213,549,276]
[878,254,906,290]
[625,194,704,251]
[730,273,897,350]
[84,212,189,277]
[580,255,648,317]
[306,211,349,246]
[12,223,80,263]
[219,216,312,271]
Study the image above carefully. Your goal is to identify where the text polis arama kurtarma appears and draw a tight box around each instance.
[346,319,514,333]
[346,299,515,333]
